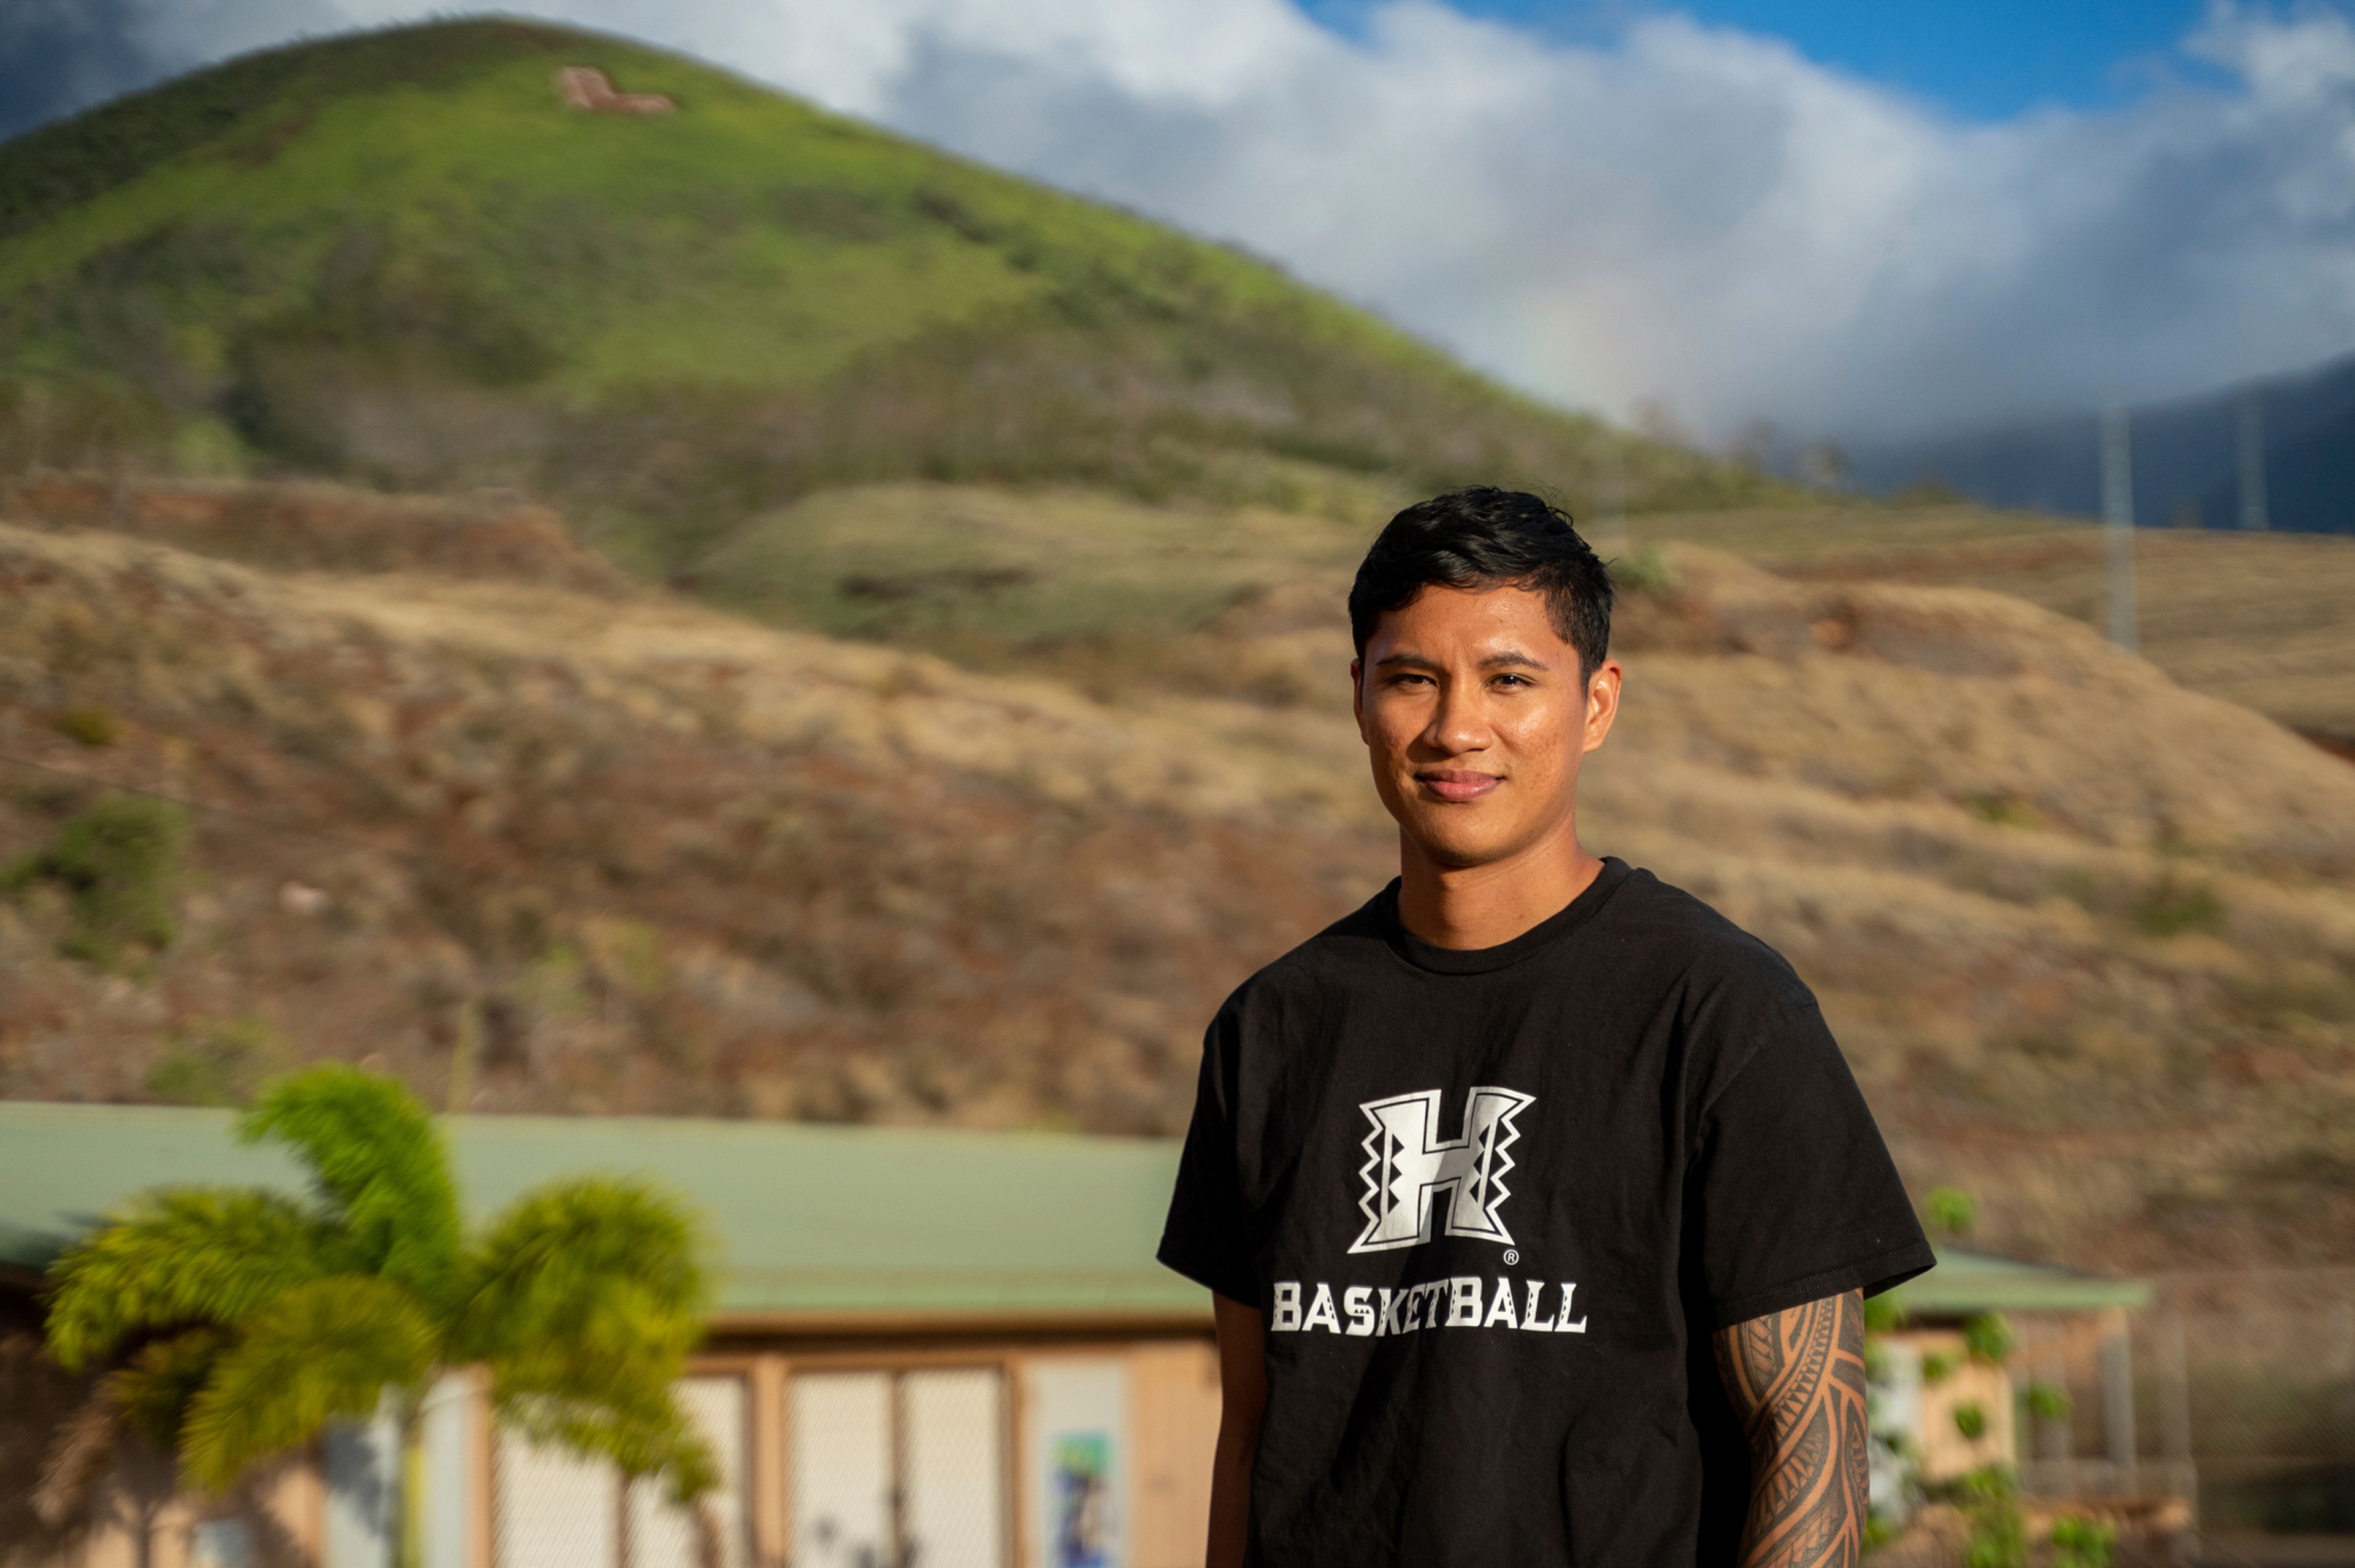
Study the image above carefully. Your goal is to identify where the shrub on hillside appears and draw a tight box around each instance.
[2,794,188,964]
[146,1014,294,1106]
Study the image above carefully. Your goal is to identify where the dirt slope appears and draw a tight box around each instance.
[4,499,2354,1271]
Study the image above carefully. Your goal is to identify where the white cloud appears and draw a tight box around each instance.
[18,0,2355,439]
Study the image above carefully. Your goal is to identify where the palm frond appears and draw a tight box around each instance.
[454,1176,706,1365]
[109,1327,229,1448]
[45,1190,329,1370]
[464,1176,715,1502]
[498,1386,719,1504]
[240,1066,461,1307]
[180,1276,435,1494]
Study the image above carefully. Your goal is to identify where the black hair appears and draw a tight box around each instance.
[1347,486,1612,676]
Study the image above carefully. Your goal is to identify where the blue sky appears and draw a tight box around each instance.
[1308,0,2215,119]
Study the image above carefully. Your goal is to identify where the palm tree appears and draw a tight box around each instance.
[43,1065,716,1567]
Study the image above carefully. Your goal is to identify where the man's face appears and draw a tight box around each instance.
[1351,583,1621,870]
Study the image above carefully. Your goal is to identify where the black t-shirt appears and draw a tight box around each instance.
[1158,857,1933,1567]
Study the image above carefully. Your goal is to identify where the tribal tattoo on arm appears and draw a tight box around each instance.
[1713,1289,1871,1568]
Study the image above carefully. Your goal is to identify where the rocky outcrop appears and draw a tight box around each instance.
[554,66,674,115]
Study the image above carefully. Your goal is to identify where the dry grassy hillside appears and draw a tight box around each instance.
[1625,504,2355,747]
[0,514,1386,1133]
[5,482,2355,1274]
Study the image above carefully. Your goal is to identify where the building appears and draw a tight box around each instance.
[0,1102,2164,1567]
[1870,1245,2185,1546]
[0,1103,1220,1568]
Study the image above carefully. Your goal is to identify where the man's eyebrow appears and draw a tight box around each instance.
[1371,648,1553,671]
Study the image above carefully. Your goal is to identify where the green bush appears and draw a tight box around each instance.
[2048,1513,2116,1568]
[1863,1291,1909,1334]
[53,705,120,747]
[1926,1185,1978,1237]
[2023,1380,2072,1423]
[1921,1350,1957,1385]
[1964,792,2036,828]
[147,1015,293,1106]
[1609,545,1680,596]
[1962,1312,2015,1366]
[3,794,189,963]
[1953,1400,1988,1440]
[2134,876,2226,938]
[1942,1467,2027,1568]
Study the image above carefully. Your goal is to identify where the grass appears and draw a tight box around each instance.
[0,18,1791,569]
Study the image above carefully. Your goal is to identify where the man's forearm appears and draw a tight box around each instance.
[1208,1293,1267,1568]
[1206,1404,1258,1568]
[1712,1290,1870,1568]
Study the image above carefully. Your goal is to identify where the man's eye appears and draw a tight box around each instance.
[1494,674,1532,688]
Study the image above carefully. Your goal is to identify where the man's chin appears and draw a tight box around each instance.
[1397,816,1523,872]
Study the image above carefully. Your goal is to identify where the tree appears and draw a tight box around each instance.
[43,1065,716,1567]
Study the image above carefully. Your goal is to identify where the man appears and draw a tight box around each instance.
[1158,488,1933,1566]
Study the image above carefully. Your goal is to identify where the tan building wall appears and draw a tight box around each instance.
[1886,1327,2017,1485]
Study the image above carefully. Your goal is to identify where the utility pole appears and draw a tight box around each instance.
[2101,406,2139,651]
[2238,387,2270,532]
[1594,443,1630,559]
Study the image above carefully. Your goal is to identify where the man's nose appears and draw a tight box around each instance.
[1422,679,1490,755]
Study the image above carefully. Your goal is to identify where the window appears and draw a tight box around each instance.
[787,1367,1007,1568]
[491,1374,748,1568]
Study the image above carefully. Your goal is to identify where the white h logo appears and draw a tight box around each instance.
[1350,1087,1534,1253]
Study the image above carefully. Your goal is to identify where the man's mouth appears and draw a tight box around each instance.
[1416,768,1502,803]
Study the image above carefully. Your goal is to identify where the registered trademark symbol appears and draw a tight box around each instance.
[1503,1249,1520,1266]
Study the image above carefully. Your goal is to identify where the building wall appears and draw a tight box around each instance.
[1883,1328,2016,1485]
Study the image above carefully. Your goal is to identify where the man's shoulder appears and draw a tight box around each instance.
[1590,862,1816,1011]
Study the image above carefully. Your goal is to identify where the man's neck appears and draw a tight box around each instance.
[1395,823,1603,951]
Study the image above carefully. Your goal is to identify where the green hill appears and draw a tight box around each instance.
[0,17,1783,576]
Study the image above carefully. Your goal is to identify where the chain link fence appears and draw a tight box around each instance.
[2142,1272,2355,1539]
[492,1374,750,1568]
[1876,1271,2355,1565]
[786,1367,1009,1568]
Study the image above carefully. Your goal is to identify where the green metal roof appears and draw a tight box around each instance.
[0,1102,2143,1323]
[1891,1245,2148,1315]
[0,1101,1209,1323]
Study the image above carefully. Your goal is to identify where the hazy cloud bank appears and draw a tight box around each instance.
[7,0,2355,440]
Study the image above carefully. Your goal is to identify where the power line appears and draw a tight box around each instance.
[2237,387,2270,534]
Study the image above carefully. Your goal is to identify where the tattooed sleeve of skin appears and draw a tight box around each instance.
[1713,1290,1871,1568]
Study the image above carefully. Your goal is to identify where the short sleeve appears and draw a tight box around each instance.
[1687,999,1934,1328]
[1157,1012,1256,1305]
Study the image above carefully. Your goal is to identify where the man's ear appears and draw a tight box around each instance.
[1582,658,1624,754]
[1350,656,1366,737]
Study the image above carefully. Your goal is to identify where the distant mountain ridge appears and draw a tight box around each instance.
[1848,348,2355,534]
[0,17,1782,577]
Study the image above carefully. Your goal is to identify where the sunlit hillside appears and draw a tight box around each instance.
[0,18,1783,578]
[1622,504,2355,746]
[6,478,2354,1276]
